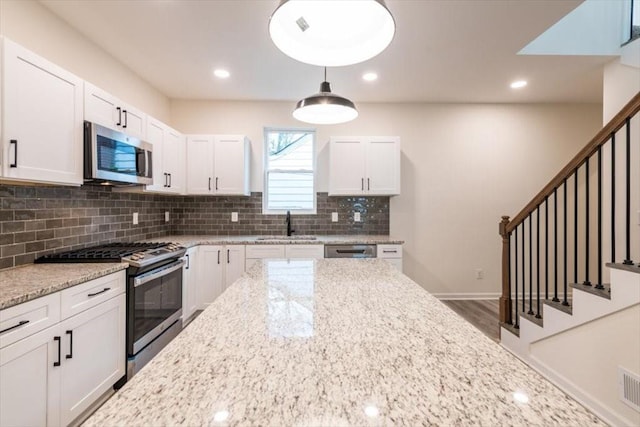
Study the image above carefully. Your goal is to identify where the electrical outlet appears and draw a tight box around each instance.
[354,212,361,222]
[132,212,139,225]
[475,269,484,280]
[231,212,238,222]
[165,211,170,222]
[332,212,338,222]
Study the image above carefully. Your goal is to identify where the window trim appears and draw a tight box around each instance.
[263,127,317,215]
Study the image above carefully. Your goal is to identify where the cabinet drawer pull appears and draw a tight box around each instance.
[9,139,18,168]
[227,249,230,264]
[87,287,110,297]
[383,250,397,253]
[0,319,29,334]
[116,107,122,126]
[217,250,221,264]
[65,330,73,359]
[185,253,190,269]
[215,177,219,191]
[54,336,61,367]
[168,173,172,187]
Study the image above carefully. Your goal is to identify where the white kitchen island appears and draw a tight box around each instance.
[84,259,603,426]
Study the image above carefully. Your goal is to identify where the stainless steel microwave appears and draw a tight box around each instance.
[84,121,153,185]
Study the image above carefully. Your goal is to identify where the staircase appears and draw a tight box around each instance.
[498,93,640,426]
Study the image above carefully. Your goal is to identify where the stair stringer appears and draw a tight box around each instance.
[501,268,640,355]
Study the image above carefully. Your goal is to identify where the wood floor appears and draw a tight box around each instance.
[440,299,500,342]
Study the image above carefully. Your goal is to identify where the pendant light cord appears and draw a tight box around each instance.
[324,67,327,82]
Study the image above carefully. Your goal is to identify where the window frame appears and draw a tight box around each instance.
[262,126,317,215]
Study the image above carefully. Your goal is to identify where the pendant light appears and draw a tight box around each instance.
[293,68,358,125]
[269,0,396,67]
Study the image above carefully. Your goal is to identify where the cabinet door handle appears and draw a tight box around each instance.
[164,172,168,188]
[185,253,190,269]
[87,287,110,297]
[116,107,122,126]
[65,330,73,359]
[168,173,172,187]
[383,250,397,253]
[367,178,370,191]
[217,250,220,264]
[361,178,364,191]
[0,319,29,334]
[9,140,18,168]
[54,336,61,367]
[123,110,128,128]
[227,249,230,264]
[215,177,219,191]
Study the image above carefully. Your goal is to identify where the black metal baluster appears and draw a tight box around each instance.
[584,158,591,286]
[574,168,579,284]
[563,179,569,306]
[623,118,633,265]
[514,226,519,329]
[596,146,604,289]
[553,189,560,302]
[522,221,526,314]
[536,206,541,318]
[611,133,616,264]
[528,214,534,315]
[545,196,549,301]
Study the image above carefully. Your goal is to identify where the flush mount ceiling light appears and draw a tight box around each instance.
[510,80,528,89]
[293,67,358,124]
[269,0,396,66]
[213,69,230,79]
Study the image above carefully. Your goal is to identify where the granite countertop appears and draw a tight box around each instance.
[0,263,128,310]
[149,234,404,247]
[85,259,603,426]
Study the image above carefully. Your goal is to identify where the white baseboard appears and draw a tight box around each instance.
[434,292,501,300]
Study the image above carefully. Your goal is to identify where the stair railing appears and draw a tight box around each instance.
[499,92,640,329]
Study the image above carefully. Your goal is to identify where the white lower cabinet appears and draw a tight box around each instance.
[195,245,245,310]
[245,245,285,271]
[285,245,324,259]
[58,294,125,426]
[377,244,403,273]
[182,247,198,323]
[0,271,126,427]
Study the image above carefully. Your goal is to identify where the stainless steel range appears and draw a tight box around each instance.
[36,242,186,384]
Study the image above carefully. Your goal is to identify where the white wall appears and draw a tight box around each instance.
[603,58,640,123]
[171,100,602,296]
[531,305,640,426]
[0,0,170,122]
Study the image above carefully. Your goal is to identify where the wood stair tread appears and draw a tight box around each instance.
[606,262,640,273]
[571,282,611,300]
[543,298,573,315]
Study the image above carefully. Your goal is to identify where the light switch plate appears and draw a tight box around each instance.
[231,212,238,222]
[332,212,338,222]
[354,212,361,222]
[132,212,139,225]
[165,211,170,222]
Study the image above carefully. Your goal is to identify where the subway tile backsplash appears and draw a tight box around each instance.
[0,185,389,269]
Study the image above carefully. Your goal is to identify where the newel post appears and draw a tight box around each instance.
[499,216,512,325]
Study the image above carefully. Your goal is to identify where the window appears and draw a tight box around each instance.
[263,128,316,214]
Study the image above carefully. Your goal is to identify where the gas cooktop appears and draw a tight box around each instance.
[35,242,186,268]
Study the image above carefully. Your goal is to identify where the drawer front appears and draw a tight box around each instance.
[377,244,403,259]
[285,245,324,259]
[245,245,285,259]
[0,293,61,349]
[60,271,126,320]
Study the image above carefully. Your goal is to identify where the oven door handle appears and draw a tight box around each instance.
[134,260,184,288]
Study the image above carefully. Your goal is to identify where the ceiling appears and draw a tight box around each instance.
[40,0,613,104]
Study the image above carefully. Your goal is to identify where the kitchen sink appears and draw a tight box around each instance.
[256,235,318,241]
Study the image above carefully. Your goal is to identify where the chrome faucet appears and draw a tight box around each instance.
[286,210,295,236]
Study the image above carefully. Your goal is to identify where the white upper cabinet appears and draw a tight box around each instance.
[329,136,401,196]
[144,118,185,194]
[1,38,84,185]
[84,82,147,140]
[186,135,250,196]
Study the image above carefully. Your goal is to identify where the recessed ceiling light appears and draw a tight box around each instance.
[364,405,380,417]
[513,391,530,404]
[214,69,230,79]
[363,72,378,82]
[510,80,528,89]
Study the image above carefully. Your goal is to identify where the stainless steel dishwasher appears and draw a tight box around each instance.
[324,244,377,258]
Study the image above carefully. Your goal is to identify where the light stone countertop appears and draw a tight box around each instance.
[85,258,603,427]
[0,263,128,310]
[148,234,404,247]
